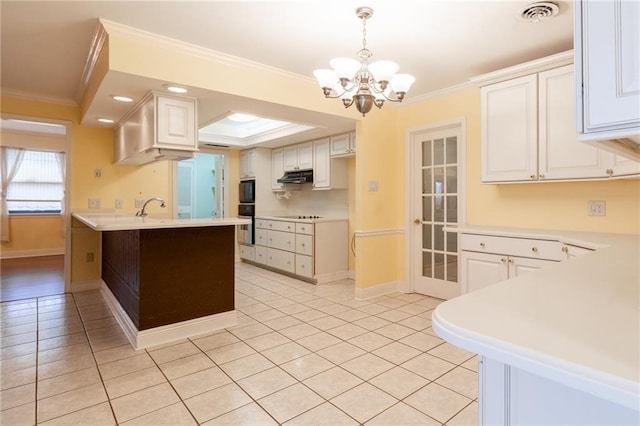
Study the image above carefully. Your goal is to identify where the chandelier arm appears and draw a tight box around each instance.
[321,86,355,99]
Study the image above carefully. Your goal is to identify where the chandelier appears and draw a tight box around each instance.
[313,6,415,117]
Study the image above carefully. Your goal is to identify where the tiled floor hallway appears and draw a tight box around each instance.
[1,262,478,425]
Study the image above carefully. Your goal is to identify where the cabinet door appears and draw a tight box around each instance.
[579,0,640,132]
[283,146,299,171]
[239,245,254,261]
[296,234,313,256]
[312,138,331,189]
[268,230,295,252]
[155,96,197,149]
[609,154,640,177]
[296,254,313,278]
[271,148,284,190]
[330,133,354,157]
[509,257,555,278]
[460,251,508,294]
[255,245,267,265]
[297,142,313,170]
[255,228,268,247]
[481,75,538,182]
[538,66,609,180]
[268,248,295,273]
[240,149,256,179]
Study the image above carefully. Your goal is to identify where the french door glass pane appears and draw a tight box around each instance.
[421,134,459,283]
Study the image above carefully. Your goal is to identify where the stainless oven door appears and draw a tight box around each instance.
[238,215,254,245]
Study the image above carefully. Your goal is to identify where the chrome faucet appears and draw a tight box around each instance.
[136,197,166,217]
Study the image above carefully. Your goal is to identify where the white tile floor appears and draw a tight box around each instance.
[0,262,478,425]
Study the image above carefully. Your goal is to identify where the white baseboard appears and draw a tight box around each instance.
[99,282,238,350]
[354,281,400,301]
[1,248,64,259]
[315,270,349,284]
[71,279,102,293]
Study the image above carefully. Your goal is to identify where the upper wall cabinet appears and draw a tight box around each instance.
[575,0,640,161]
[479,59,639,183]
[240,149,256,180]
[271,148,284,190]
[312,138,347,190]
[283,142,313,171]
[114,92,197,165]
[330,132,356,157]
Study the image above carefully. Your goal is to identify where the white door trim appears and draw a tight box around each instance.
[402,118,467,294]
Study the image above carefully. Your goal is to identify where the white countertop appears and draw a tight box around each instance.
[432,226,640,410]
[72,212,250,231]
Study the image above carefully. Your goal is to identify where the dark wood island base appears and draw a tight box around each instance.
[100,225,237,348]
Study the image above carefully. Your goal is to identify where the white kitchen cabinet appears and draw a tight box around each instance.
[239,149,256,179]
[114,92,197,165]
[459,233,562,294]
[575,0,640,148]
[239,244,254,262]
[271,148,284,190]
[283,142,313,171]
[312,138,348,190]
[251,218,348,283]
[330,132,356,157]
[482,65,618,182]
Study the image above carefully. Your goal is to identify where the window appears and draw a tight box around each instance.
[7,150,64,213]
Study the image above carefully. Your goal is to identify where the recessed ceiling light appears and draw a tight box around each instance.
[228,113,258,123]
[98,118,114,123]
[164,84,188,94]
[112,95,133,102]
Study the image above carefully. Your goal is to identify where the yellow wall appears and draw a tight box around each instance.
[1,216,64,256]
[397,88,640,235]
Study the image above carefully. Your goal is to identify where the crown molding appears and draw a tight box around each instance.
[402,81,476,105]
[98,18,314,86]
[75,19,109,104]
[0,89,78,107]
[469,49,574,87]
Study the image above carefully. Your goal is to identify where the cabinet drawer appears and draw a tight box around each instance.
[255,219,269,229]
[562,243,594,258]
[460,234,564,261]
[268,248,295,273]
[255,245,267,265]
[268,220,295,233]
[255,229,268,246]
[268,230,295,252]
[295,223,314,235]
[296,234,313,256]
[239,244,254,261]
[296,254,313,278]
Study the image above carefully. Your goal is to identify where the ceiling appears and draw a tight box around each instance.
[0,0,574,146]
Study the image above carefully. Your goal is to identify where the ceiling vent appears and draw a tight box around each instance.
[521,2,559,23]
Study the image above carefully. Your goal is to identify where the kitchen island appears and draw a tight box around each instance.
[72,213,250,349]
[433,227,639,425]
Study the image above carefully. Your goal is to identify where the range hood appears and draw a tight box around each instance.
[277,169,313,184]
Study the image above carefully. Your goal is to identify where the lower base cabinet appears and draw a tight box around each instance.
[247,217,348,283]
[480,357,638,425]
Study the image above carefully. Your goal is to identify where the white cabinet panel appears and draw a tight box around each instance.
[271,148,284,190]
[461,251,508,294]
[482,75,538,182]
[239,244,254,261]
[255,245,267,265]
[579,0,640,132]
[268,248,295,273]
[295,223,313,235]
[296,254,313,278]
[330,132,356,157]
[538,66,609,180]
[313,138,348,190]
[268,220,294,233]
[268,230,294,252]
[284,142,313,171]
[156,96,196,148]
[255,228,267,247]
[240,149,256,179]
[296,234,313,256]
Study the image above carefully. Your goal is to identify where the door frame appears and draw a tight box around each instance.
[403,118,467,294]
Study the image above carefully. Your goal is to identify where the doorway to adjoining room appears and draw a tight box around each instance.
[176,151,226,219]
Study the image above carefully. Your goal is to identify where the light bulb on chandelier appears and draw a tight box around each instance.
[313,6,415,117]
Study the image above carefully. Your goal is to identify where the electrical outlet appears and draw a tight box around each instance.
[115,199,124,209]
[86,252,94,262]
[88,198,101,209]
[135,198,145,208]
[587,200,606,216]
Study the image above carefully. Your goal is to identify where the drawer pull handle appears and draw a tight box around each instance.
[530,174,536,179]
[501,258,507,263]
[561,246,569,253]
[508,258,514,264]
[301,243,305,247]
[606,169,614,176]
[480,242,485,248]
[539,173,545,179]
[531,247,538,253]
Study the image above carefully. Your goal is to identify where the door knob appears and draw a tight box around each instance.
[414,219,421,224]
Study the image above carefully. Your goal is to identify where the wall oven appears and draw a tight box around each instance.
[239,180,255,204]
[238,204,255,245]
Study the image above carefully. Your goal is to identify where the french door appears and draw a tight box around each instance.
[408,121,465,299]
